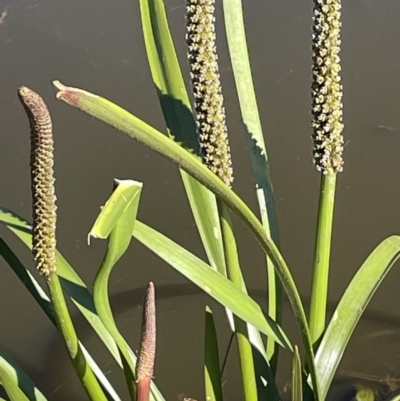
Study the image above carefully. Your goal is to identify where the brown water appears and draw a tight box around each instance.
[1,0,400,400]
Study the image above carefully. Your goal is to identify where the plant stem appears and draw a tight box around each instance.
[93,254,137,401]
[218,200,257,401]
[309,172,337,343]
[46,274,108,401]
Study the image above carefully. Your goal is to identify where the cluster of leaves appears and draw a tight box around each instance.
[1,1,400,401]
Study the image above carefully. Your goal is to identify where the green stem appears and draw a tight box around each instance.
[309,172,337,344]
[93,253,136,401]
[218,200,257,401]
[46,274,107,401]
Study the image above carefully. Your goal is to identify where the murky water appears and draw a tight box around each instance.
[1,1,400,400]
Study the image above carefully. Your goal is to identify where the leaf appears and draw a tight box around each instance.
[291,346,302,401]
[91,180,143,401]
[132,220,291,350]
[204,307,223,401]
[222,0,282,364]
[89,179,143,241]
[0,350,46,401]
[315,235,400,399]
[140,0,227,276]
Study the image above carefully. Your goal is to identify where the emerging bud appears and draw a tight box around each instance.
[136,282,156,401]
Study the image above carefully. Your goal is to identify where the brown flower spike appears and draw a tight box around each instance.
[311,0,344,173]
[186,0,233,186]
[18,87,57,276]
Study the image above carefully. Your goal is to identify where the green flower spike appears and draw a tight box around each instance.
[186,0,233,186]
[311,0,344,173]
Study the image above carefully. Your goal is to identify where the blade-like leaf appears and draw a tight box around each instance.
[90,179,143,241]
[132,220,291,350]
[92,179,142,401]
[139,0,196,150]
[315,235,400,399]
[204,307,223,401]
[292,346,302,401]
[0,350,46,401]
[222,0,282,367]
[139,0,226,276]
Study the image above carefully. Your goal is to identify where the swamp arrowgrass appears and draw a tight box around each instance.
[1,0,400,400]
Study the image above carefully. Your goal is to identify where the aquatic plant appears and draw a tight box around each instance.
[1,0,400,401]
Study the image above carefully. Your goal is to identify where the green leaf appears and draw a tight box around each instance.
[0,350,46,401]
[204,307,223,401]
[222,0,282,364]
[132,220,291,350]
[92,180,143,401]
[90,179,143,241]
[139,0,226,276]
[291,346,302,401]
[315,235,400,399]
[139,0,196,151]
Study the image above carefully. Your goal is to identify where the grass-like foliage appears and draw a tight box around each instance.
[1,1,400,401]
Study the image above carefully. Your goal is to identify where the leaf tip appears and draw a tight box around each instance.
[53,80,98,107]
